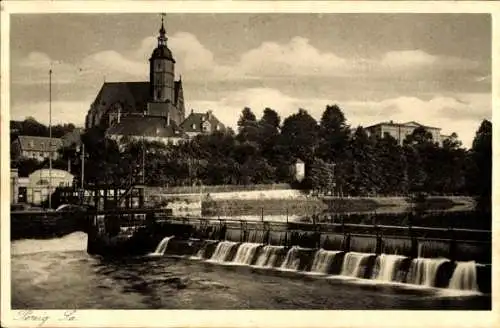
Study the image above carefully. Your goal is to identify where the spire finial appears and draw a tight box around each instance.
[158,13,167,46]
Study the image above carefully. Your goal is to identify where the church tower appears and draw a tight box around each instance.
[149,16,175,105]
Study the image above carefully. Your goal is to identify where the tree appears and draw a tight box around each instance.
[318,104,350,162]
[343,127,380,196]
[278,108,319,163]
[258,108,281,164]
[237,107,259,142]
[466,120,492,211]
[375,133,408,195]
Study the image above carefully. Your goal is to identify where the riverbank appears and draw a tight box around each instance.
[145,187,476,216]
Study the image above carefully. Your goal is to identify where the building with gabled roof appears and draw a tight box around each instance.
[364,120,447,146]
[106,114,186,147]
[11,135,63,161]
[180,110,226,138]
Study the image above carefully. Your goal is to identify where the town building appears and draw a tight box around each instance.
[106,114,186,146]
[25,169,74,205]
[11,135,63,161]
[84,17,224,145]
[364,121,448,146]
[180,110,226,138]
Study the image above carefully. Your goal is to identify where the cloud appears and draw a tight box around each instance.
[12,33,484,89]
[81,50,147,80]
[237,37,349,77]
[10,100,89,127]
[13,52,83,85]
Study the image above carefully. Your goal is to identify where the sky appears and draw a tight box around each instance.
[9,13,491,148]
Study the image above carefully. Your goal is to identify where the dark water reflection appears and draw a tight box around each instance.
[11,233,490,310]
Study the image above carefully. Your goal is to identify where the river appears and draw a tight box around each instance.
[11,232,490,310]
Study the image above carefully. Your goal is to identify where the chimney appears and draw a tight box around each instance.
[207,110,212,120]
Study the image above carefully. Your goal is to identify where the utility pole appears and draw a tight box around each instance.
[142,136,145,185]
[48,69,52,209]
[81,143,85,189]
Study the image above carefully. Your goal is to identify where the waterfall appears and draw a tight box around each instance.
[372,254,406,282]
[340,252,373,277]
[280,246,301,270]
[310,249,342,274]
[448,261,479,291]
[194,240,217,259]
[406,257,448,287]
[150,236,175,256]
[254,245,284,267]
[209,241,238,262]
[232,243,261,265]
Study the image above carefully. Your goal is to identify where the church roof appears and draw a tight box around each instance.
[92,82,150,113]
[151,46,175,62]
[173,80,183,105]
[106,115,186,139]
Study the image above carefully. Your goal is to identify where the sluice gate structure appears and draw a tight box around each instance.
[10,185,491,295]
[82,209,491,294]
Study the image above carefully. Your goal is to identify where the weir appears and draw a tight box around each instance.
[11,187,490,294]
[148,237,489,294]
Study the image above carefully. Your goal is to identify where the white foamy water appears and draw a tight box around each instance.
[11,232,88,255]
[254,245,284,267]
[232,243,261,265]
[448,261,479,292]
[372,254,407,282]
[340,252,373,277]
[280,246,301,270]
[310,249,342,274]
[149,236,175,256]
[209,241,238,262]
[407,258,448,287]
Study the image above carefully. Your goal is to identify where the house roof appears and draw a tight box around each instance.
[365,121,441,131]
[92,81,151,114]
[106,115,186,139]
[180,110,225,133]
[14,135,63,152]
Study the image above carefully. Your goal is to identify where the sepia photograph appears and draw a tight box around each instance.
[1,1,496,327]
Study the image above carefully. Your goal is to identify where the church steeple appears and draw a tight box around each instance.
[158,14,167,47]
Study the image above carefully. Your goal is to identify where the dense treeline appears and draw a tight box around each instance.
[10,117,76,139]
[10,106,492,209]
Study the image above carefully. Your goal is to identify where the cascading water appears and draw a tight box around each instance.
[372,254,406,282]
[232,243,261,265]
[406,257,448,287]
[150,236,175,256]
[193,240,217,259]
[340,252,373,277]
[254,245,284,267]
[448,261,479,291]
[280,246,301,270]
[310,249,342,274]
[209,241,238,262]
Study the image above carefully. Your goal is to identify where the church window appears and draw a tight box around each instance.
[191,123,196,130]
[157,90,162,99]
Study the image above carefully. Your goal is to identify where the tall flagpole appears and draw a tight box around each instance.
[49,68,53,209]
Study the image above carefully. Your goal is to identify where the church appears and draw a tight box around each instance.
[85,17,225,145]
